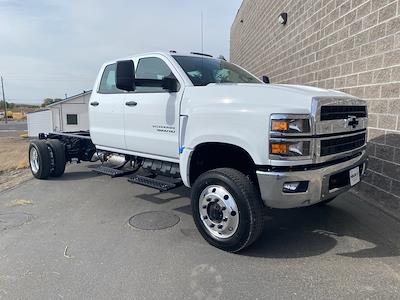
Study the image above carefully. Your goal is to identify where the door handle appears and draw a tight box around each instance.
[125,101,138,107]
[90,101,99,107]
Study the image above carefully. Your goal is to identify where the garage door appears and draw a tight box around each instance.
[27,110,53,137]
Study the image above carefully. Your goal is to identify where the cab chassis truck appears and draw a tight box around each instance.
[29,52,368,252]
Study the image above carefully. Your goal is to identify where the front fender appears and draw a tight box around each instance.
[179,135,264,188]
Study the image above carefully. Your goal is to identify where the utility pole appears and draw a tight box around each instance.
[1,76,7,124]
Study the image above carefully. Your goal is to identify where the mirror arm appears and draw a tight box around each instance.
[135,79,163,87]
[134,78,179,92]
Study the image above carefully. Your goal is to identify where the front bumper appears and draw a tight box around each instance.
[256,151,368,209]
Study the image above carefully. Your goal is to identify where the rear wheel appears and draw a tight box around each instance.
[191,168,264,252]
[46,139,66,177]
[29,140,51,179]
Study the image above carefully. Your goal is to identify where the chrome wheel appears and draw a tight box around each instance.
[30,147,39,174]
[199,185,239,239]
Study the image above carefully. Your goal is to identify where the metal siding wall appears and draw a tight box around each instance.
[27,110,53,137]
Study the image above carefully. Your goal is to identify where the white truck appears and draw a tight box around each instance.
[28,51,368,252]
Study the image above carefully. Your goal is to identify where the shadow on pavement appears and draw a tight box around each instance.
[48,169,400,259]
[135,185,191,205]
[48,170,102,181]
[134,184,400,259]
[242,204,400,259]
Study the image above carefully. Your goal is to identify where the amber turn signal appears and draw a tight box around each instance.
[271,143,289,154]
[271,120,289,131]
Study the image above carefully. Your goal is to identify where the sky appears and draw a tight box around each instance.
[0,0,242,104]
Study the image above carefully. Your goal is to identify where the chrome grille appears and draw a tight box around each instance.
[313,97,368,135]
[320,105,367,120]
[312,97,368,163]
[320,133,366,156]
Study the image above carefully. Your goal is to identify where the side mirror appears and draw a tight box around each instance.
[116,60,136,91]
[162,77,179,92]
[262,76,270,84]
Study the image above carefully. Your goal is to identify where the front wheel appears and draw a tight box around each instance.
[191,168,264,252]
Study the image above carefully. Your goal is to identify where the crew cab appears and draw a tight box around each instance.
[28,51,368,252]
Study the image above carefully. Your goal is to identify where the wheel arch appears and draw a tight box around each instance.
[183,142,258,186]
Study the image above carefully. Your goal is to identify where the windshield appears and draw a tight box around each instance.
[173,55,262,86]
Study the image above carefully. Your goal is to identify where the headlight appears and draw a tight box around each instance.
[270,115,311,134]
[270,139,311,156]
[269,114,313,160]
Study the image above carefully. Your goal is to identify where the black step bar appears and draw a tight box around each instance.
[128,175,182,191]
[93,165,136,178]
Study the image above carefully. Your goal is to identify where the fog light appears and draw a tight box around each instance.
[283,182,299,192]
[283,181,309,193]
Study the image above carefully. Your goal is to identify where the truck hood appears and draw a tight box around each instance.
[179,83,358,166]
[181,83,352,115]
[266,84,349,97]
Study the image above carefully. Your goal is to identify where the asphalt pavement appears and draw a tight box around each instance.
[0,120,27,137]
[0,163,399,299]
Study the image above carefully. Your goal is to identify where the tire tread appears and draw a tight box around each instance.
[29,140,51,179]
[46,139,66,177]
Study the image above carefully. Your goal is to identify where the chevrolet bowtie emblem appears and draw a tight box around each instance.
[347,115,359,128]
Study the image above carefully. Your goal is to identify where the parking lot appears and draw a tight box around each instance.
[0,163,398,299]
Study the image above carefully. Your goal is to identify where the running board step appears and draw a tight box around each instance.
[128,175,182,191]
[93,165,135,178]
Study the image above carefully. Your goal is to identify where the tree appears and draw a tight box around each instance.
[41,98,55,107]
[41,98,63,107]
[0,101,12,110]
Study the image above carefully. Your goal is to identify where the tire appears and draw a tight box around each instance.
[314,197,336,206]
[191,168,264,253]
[29,140,51,179]
[46,139,66,177]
